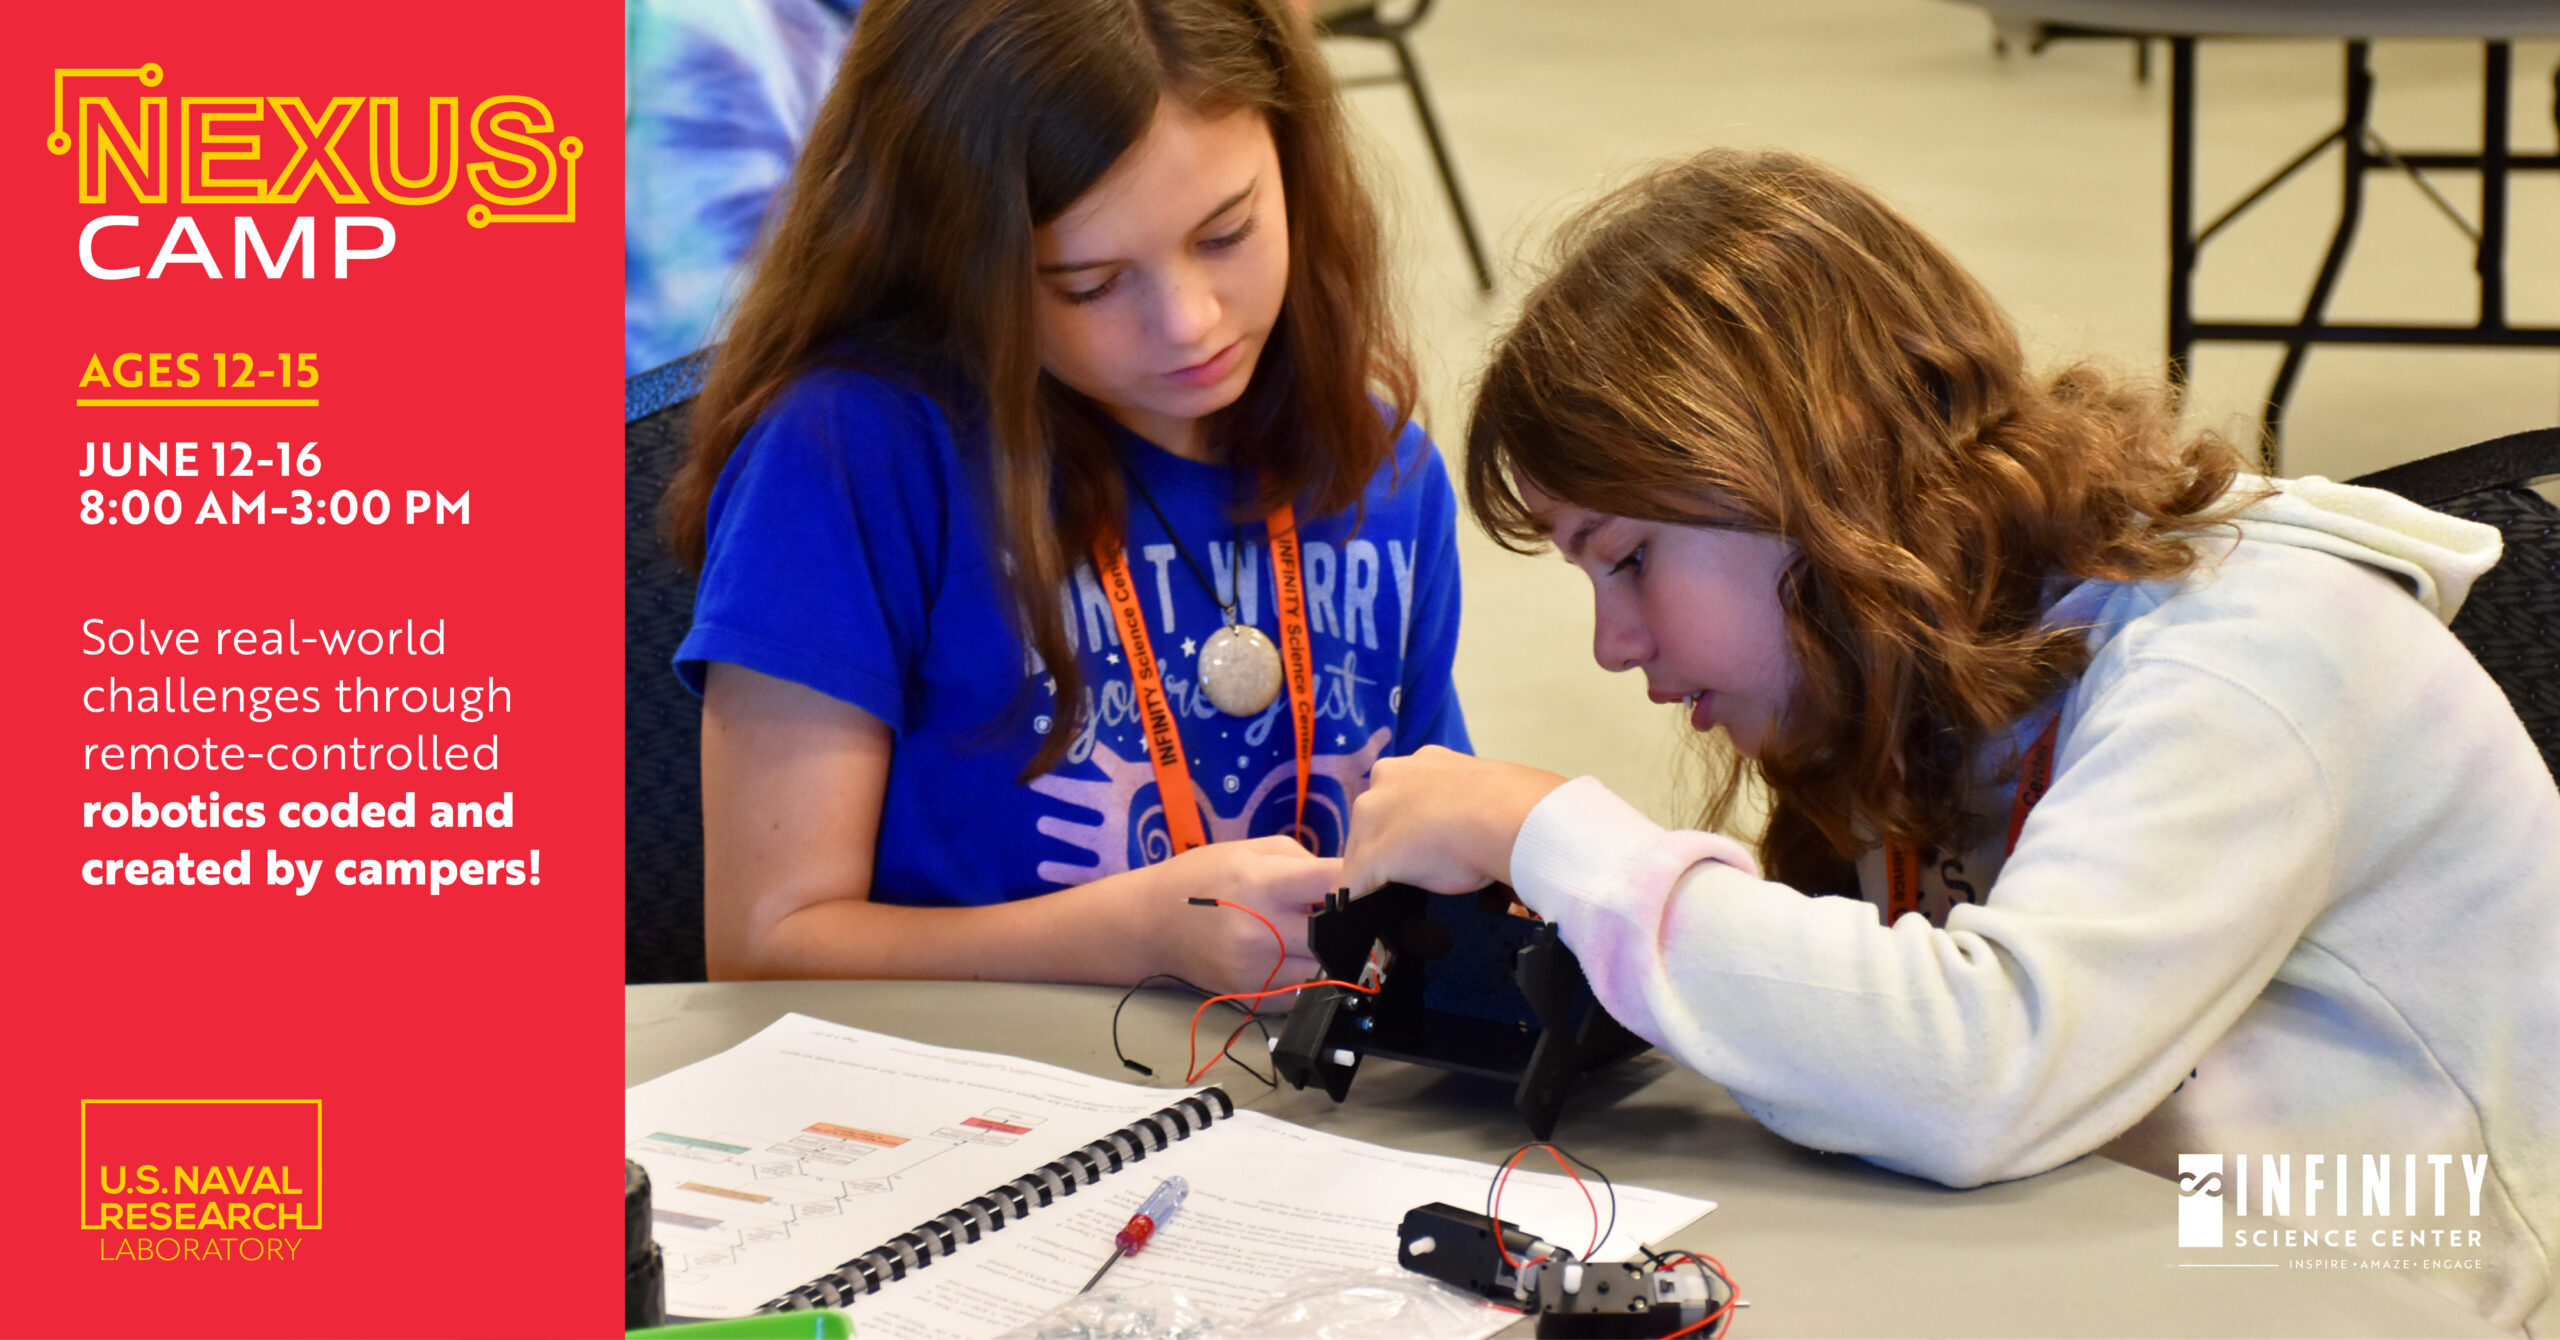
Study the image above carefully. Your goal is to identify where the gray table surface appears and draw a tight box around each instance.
[629,980,2503,1338]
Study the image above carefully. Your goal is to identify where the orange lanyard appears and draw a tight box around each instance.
[1883,714,2061,922]
[1091,504,1315,856]
[1267,505,1316,845]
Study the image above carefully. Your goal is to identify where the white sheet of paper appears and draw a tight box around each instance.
[627,1014,1196,1317]
[623,1012,1715,1337]
[850,1109,1714,1340]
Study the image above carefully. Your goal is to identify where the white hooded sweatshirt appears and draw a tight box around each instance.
[1509,478,2560,1334]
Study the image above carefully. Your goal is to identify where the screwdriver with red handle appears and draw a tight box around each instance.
[1079,1175,1189,1294]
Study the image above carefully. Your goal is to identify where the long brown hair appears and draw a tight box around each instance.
[1469,149,2248,889]
[664,0,1414,776]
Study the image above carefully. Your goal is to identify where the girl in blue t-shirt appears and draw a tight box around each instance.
[664,0,1470,992]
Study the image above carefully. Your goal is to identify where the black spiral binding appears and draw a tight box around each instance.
[760,1087,1235,1313]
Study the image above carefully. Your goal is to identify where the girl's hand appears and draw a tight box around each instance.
[1342,746,1570,897]
[1153,836,1340,997]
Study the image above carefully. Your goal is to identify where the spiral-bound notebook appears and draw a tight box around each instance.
[624,1013,1713,1339]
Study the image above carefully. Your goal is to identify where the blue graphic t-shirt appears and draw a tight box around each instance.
[676,365,1470,906]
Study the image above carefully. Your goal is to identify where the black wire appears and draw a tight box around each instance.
[1221,1041,1277,1088]
[1637,1241,1708,1331]
[1700,1256,1734,1338]
[1483,1142,1617,1263]
[1121,458,1246,624]
[1657,1249,1730,1337]
[1109,973,1278,1088]
[1690,1256,1721,1324]
[1546,1141,1618,1256]
[1214,1014,1275,1086]
[1501,1141,1616,1257]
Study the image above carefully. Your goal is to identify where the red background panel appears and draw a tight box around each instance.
[7,5,624,1336]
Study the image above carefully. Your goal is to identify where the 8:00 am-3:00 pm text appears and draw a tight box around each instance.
[80,439,469,529]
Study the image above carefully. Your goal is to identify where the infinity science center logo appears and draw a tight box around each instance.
[2174,1151,2494,1269]
[2177,1154,2225,1247]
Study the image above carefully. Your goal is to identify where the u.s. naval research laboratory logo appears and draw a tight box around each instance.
[81,1099,322,1264]
[2174,1152,2493,1270]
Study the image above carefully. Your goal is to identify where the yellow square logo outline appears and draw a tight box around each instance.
[79,1099,324,1231]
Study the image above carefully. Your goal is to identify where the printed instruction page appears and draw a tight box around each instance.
[624,1014,1714,1334]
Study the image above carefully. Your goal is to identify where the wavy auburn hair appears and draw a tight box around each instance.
[664,0,1414,777]
[1469,149,2250,890]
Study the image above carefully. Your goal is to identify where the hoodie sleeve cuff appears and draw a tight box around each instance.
[1510,778,1761,1028]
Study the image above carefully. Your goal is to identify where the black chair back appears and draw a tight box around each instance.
[626,353,712,982]
[2349,426,2560,783]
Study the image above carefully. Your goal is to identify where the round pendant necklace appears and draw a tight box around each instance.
[1122,462,1285,718]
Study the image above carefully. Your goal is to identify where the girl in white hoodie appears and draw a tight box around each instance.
[1341,149,2559,1334]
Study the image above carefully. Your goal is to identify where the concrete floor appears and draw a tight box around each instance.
[1322,1,2560,826]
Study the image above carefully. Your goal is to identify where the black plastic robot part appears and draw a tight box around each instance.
[1270,883,1646,1138]
[1395,1202,1720,1338]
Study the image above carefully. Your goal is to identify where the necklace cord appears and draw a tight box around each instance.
[1122,460,1245,626]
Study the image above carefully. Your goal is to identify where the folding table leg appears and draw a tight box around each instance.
[2261,42,2375,471]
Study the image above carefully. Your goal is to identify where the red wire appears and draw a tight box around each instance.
[1188,906,1631,1316]
[1188,906,1668,1322]
[1657,1251,1738,1338]
[1181,899,1379,1086]
[1488,1148,1533,1266]
[1208,898,1288,1000]
[1182,978,1377,1084]
[1176,899,1292,1083]
[1487,1144,1601,1266]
